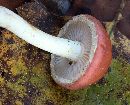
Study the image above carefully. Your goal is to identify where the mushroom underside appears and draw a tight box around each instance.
[51,15,97,84]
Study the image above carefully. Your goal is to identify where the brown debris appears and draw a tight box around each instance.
[36,0,71,15]
[113,29,130,63]
[23,44,50,69]
[17,1,65,35]
[67,0,122,22]
[122,0,130,18]
[0,0,25,10]
[116,0,130,39]
[66,0,93,16]
[89,0,122,21]
[117,17,130,39]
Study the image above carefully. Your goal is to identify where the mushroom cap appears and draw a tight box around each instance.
[51,15,112,90]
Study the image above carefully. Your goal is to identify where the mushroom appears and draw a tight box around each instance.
[0,6,112,90]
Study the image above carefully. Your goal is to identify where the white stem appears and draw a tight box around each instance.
[0,6,83,60]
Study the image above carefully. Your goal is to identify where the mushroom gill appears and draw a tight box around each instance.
[51,15,97,84]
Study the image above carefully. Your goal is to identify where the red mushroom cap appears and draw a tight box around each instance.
[51,15,112,90]
[65,15,112,90]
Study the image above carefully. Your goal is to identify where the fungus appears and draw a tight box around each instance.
[0,6,112,90]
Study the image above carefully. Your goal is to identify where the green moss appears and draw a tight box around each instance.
[82,58,130,105]
[7,82,27,98]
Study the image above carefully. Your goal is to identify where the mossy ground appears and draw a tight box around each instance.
[0,26,130,105]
